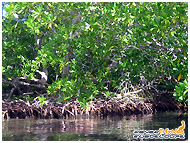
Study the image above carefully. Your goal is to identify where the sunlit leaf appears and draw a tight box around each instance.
[47,22,51,29]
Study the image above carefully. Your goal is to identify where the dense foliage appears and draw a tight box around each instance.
[2,2,188,106]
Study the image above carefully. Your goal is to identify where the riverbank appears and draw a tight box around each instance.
[2,94,186,119]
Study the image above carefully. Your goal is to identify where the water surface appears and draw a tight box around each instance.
[2,112,188,141]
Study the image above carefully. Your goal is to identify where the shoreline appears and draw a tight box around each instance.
[2,95,187,119]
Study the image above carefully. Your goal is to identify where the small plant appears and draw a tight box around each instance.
[173,80,188,104]
[104,91,111,98]
[38,95,47,106]
[79,98,88,109]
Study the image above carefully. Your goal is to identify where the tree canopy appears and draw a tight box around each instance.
[2,2,188,106]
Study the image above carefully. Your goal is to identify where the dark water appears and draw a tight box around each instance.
[2,112,188,141]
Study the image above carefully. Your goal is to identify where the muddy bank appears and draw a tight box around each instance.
[2,95,186,119]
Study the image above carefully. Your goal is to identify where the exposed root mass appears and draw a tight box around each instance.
[2,95,184,119]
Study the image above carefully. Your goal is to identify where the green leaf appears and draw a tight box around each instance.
[127,29,133,35]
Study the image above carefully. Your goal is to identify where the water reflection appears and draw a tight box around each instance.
[2,112,188,141]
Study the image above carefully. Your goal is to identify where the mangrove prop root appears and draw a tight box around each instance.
[2,97,183,119]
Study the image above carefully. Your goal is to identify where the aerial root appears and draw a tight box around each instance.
[2,96,181,119]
